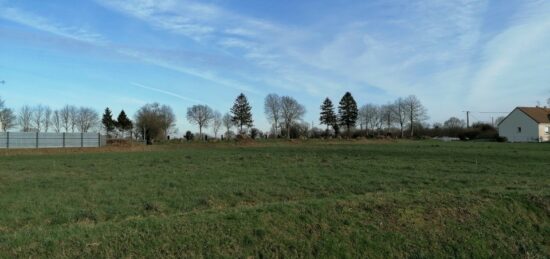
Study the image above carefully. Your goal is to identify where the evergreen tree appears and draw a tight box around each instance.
[230,93,253,133]
[338,92,358,136]
[116,110,133,138]
[102,107,116,136]
[319,97,337,131]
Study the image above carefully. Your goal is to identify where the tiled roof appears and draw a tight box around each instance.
[518,107,550,124]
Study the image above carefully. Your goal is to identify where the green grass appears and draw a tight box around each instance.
[0,140,548,258]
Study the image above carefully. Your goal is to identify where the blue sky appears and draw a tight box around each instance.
[1,0,549,133]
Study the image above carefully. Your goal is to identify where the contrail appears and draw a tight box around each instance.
[130,82,202,103]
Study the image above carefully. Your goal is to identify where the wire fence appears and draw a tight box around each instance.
[0,132,106,149]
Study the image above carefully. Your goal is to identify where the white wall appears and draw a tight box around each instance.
[498,109,540,142]
[539,123,550,142]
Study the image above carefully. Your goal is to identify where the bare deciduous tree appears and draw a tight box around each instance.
[222,113,233,138]
[392,98,407,138]
[60,105,71,132]
[0,108,16,132]
[43,106,52,133]
[52,110,62,133]
[280,96,306,139]
[444,117,465,129]
[212,111,222,139]
[264,94,282,137]
[31,105,45,132]
[0,98,14,132]
[359,104,380,135]
[186,104,214,139]
[76,107,99,133]
[403,95,428,137]
[18,105,33,132]
[69,106,78,132]
[159,105,176,138]
[380,103,396,134]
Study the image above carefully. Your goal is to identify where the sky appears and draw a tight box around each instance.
[1,0,549,134]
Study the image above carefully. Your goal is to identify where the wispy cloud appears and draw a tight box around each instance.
[94,0,226,41]
[93,0,349,97]
[468,2,550,107]
[86,0,550,117]
[0,1,262,95]
[130,82,203,104]
[0,5,106,44]
[118,49,262,95]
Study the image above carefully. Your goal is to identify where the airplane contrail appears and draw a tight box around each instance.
[130,82,202,104]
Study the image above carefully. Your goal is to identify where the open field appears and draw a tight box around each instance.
[0,140,548,258]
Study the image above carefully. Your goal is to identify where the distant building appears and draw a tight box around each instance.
[498,107,550,142]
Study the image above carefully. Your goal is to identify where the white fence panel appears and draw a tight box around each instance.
[64,133,82,148]
[0,133,6,147]
[38,133,64,148]
[0,132,106,149]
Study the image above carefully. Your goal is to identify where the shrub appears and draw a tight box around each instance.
[235,134,251,141]
[458,129,478,140]
[496,136,508,142]
[184,131,194,141]
[458,125,498,141]
[250,128,262,139]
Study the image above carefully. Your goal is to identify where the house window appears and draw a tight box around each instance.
[545,126,549,134]
[517,127,522,133]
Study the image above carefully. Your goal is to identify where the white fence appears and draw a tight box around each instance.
[0,132,106,149]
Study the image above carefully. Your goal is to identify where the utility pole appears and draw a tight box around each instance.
[463,111,470,128]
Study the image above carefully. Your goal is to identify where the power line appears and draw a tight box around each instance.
[463,110,509,128]
[478,112,508,114]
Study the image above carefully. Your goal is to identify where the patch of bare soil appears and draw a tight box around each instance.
[0,144,151,156]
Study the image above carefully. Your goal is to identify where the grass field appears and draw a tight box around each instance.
[0,140,548,258]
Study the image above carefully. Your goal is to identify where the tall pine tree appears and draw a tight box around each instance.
[102,107,116,136]
[230,93,253,133]
[319,97,337,131]
[338,92,358,137]
[116,110,133,138]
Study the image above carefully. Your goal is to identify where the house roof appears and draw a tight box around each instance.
[518,107,550,124]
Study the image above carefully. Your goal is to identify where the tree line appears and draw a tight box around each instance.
[0,97,135,137]
[1,91,443,142]
[0,102,103,133]
[179,92,430,141]
[185,93,253,141]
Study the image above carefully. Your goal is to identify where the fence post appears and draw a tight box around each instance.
[6,132,9,149]
[36,132,39,148]
[63,133,66,148]
[98,133,101,147]
[81,133,84,148]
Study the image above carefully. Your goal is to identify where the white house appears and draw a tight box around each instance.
[498,107,550,142]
